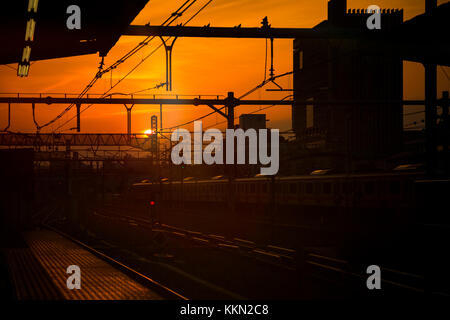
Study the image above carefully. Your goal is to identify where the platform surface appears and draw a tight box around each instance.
[7,230,164,300]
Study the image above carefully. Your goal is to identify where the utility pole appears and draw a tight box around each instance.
[424,0,437,176]
[76,103,81,132]
[124,104,134,143]
[151,115,158,177]
[225,92,237,217]
[440,91,449,175]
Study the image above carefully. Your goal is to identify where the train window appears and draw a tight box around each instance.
[333,183,339,193]
[306,183,313,193]
[403,181,410,195]
[390,181,401,194]
[343,182,352,193]
[378,181,388,193]
[365,182,375,194]
[315,183,322,193]
[262,183,268,193]
[323,182,331,194]
[289,183,297,194]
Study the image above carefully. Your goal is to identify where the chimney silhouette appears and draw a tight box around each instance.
[328,0,347,25]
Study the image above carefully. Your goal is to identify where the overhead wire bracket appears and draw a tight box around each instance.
[159,36,178,91]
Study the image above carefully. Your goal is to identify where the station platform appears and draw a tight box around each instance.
[4,230,164,300]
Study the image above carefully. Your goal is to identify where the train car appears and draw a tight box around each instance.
[129,170,422,211]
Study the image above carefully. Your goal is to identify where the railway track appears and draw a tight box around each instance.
[92,207,298,270]
[90,206,442,297]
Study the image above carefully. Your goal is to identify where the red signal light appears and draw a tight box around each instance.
[150,201,155,206]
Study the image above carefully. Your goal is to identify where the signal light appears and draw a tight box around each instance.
[150,200,155,206]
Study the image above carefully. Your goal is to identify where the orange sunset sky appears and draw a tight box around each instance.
[0,0,449,134]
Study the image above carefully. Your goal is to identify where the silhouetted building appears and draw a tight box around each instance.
[239,114,266,131]
[292,0,404,171]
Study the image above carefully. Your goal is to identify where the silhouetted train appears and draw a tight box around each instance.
[130,170,423,210]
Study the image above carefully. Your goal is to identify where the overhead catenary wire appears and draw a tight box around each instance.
[39,0,198,132]
[203,94,293,130]
[159,71,294,132]
[54,0,214,133]
[404,110,425,116]
[1,64,17,71]
[34,3,359,133]
[440,65,450,81]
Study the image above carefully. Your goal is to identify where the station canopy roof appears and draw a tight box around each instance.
[0,0,149,64]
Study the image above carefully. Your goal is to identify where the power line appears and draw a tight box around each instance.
[404,119,424,127]
[440,65,450,81]
[40,1,199,132]
[404,110,425,116]
[1,64,16,71]
[128,82,167,95]
[238,70,293,100]
[203,94,293,130]
[159,71,294,131]
[54,0,214,133]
